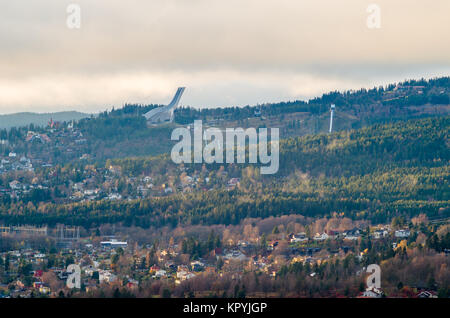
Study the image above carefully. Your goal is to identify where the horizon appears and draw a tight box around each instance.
[0,74,447,116]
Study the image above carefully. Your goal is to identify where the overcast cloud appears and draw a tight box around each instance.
[0,0,449,113]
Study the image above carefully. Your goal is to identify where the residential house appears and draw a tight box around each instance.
[313,233,329,241]
[153,269,167,278]
[395,229,410,238]
[99,270,117,283]
[344,228,361,241]
[372,229,389,239]
[290,232,308,243]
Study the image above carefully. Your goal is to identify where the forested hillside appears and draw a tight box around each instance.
[0,79,448,164]
[174,77,450,125]
[1,116,448,228]
[61,77,450,161]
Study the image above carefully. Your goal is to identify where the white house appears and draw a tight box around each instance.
[361,286,383,298]
[153,269,167,278]
[313,233,329,241]
[107,193,122,200]
[164,187,173,194]
[395,229,410,238]
[344,228,361,241]
[99,270,117,283]
[224,250,248,261]
[190,260,205,271]
[372,229,389,239]
[100,239,128,249]
[9,180,21,190]
[290,232,308,243]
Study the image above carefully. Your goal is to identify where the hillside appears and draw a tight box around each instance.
[1,116,448,228]
[0,111,90,129]
[63,77,450,161]
[175,77,450,127]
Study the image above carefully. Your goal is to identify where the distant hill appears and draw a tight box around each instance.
[1,77,448,162]
[68,77,449,161]
[0,111,91,129]
[173,76,450,126]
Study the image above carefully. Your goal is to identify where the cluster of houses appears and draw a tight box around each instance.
[0,172,51,200]
[66,165,240,203]
[289,226,408,245]
[0,153,35,173]
[0,219,443,299]
[0,119,245,204]
[2,121,88,169]
[0,235,226,297]
[0,239,131,297]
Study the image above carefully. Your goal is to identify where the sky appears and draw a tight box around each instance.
[0,0,449,114]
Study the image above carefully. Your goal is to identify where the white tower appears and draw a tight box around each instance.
[329,104,335,133]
